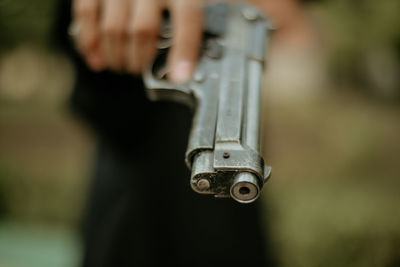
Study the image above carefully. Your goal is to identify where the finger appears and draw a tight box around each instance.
[126,0,162,74]
[73,0,98,52]
[100,0,130,71]
[73,0,104,70]
[168,0,204,83]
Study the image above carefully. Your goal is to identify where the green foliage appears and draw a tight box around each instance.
[315,0,400,91]
[0,0,57,49]
[264,95,400,267]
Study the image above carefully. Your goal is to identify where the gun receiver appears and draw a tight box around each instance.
[143,3,271,203]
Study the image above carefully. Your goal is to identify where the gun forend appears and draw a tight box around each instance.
[143,2,272,203]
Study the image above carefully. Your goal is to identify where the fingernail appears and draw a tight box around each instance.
[170,61,193,83]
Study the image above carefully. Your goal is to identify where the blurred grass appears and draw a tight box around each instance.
[0,0,56,48]
[0,1,91,266]
[313,0,400,97]
[262,93,400,267]
[0,1,93,227]
[0,109,93,225]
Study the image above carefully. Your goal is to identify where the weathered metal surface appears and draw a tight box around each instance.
[143,2,272,203]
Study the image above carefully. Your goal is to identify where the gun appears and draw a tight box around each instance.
[143,2,271,203]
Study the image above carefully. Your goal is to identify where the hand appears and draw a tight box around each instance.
[71,0,204,82]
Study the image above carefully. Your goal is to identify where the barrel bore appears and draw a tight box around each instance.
[230,172,260,203]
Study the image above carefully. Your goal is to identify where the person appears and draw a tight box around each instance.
[55,0,315,266]
[69,0,315,80]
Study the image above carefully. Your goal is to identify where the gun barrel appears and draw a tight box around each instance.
[144,2,271,203]
[231,172,260,203]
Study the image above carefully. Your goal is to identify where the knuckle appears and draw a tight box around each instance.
[79,34,97,52]
[128,23,157,40]
[101,23,124,37]
[75,3,96,18]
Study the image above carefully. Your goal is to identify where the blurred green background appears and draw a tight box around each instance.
[0,0,399,266]
[1,0,91,266]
